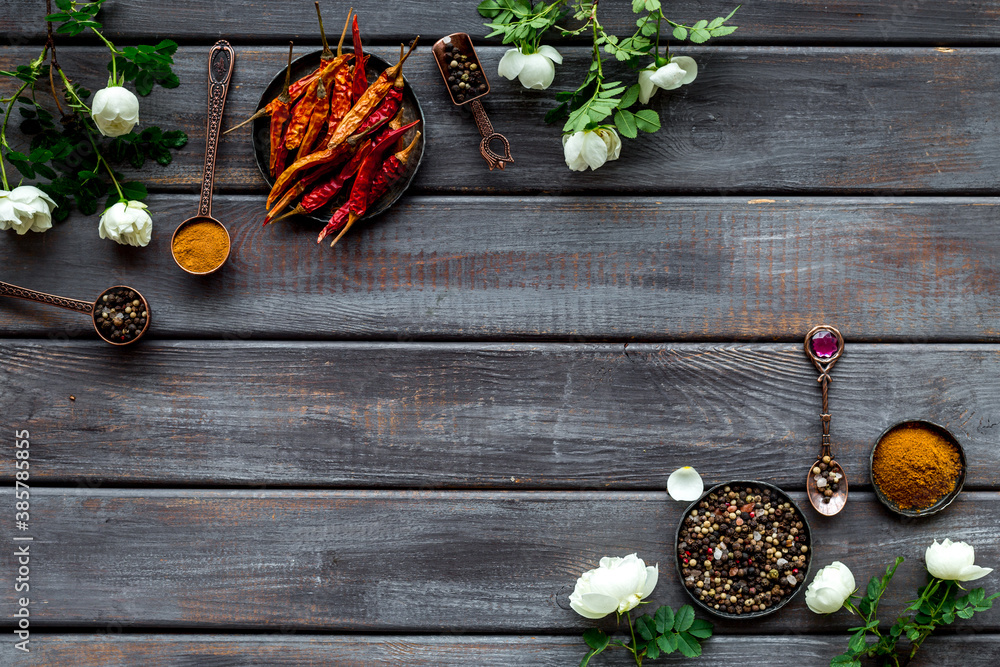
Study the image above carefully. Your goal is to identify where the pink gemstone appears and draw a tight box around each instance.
[811,331,839,358]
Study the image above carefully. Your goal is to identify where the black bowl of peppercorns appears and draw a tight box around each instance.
[674,480,812,619]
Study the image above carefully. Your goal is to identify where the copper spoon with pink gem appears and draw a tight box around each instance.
[803,325,848,516]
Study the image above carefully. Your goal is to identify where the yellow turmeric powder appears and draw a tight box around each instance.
[872,423,962,510]
[172,220,230,274]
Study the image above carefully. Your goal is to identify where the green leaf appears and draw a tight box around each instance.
[848,630,867,653]
[656,633,677,654]
[653,605,674,634]
[135,70,155,96]
[693,19,708,29]
[614,109,638,139]
[969,589,986,606]
[619,84,640,109]
[942,611,955,624]
[582,628,609,652]
[672,26,688,40]
[708,16,725,29]
[830,655,862,667]
[957,608,975,619]
[906,628,920,641]
[675,632,702,658]
[710,25,739,37]
[633,108,661,133]
[635,615,655,641]
[645,640,660,660]
[690,28,711,43]
[687,618,713,639]
[120,181,147,201]
[673,605,695,632]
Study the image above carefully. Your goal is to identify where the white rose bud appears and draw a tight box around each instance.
[99,200,152,247]
[497,45,562,90]
[0,185,57,235]
[925,539,993,582]
[562,128,621,172]
[91,86,140,137]
[569,553,658,619]
[637,56,698,105]
[805,561,856,614]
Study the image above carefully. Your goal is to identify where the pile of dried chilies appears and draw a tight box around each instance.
[227,5,421,246]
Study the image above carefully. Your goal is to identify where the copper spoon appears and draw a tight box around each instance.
[0,280,151,346]
[804,325,848,516]
[171,40,234,275]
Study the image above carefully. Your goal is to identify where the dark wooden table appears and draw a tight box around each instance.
[3,1,1000,664]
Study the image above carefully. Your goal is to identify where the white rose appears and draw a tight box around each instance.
[569,553,658,619]
[805,561,856,614]
[0,185,57,235]
[562,128,621,172]
[99,200,152,247]
[637,56,698,104]
[497,45,562,90]
[91,86,140,137]
[925,539,993,582]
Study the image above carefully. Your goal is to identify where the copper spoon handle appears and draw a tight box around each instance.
[818,373,833,459]
[0,280,93,314]
[470,100,513,171]
[198,40,235,218]
[804,325,845,460]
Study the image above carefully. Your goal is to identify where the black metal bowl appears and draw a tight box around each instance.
[674,479,813,620]
[251,48,425,225]
[870,420,967,518]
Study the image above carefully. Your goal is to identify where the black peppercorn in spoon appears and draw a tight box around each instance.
[804,325,848,516]
[0,280,151,346]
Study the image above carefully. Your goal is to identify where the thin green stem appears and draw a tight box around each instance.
[910,581,952,658]
[57,67,123,201]
[625,612,641,666]
[90,28,120,84]
[0,80,30,190]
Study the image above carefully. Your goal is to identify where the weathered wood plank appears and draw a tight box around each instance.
[7,634,995,667]
[2,341,999,488]
[1,489,997,632]
[2,196,999,341]
[1,46,998,194]
[2,0,999,45]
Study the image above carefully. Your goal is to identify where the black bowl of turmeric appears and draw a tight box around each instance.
[870,420,966,517]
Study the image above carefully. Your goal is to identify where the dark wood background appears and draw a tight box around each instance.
[2,1,1000,665]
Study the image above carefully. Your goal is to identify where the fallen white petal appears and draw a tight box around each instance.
[667,466,704,501]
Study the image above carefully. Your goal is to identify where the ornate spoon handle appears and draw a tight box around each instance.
[198,40,235,218]
[804,325,845,460]
[470,100,513,171]
[0,280,93,314]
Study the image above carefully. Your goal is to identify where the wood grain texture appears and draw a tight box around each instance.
[8,634,997,667]
[2,46,999,194]
[2,0,999,45]
[2,196,999,341]
[1,489,998,633]
[2,340,1000,488]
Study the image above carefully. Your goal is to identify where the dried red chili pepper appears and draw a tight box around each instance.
[321,125,420,246]
[263,43,296,178]
[303,56,352,155]
[351,15,368,101]
[267,140,373,225]
[263,159,342,225]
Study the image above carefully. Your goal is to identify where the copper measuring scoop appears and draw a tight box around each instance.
[0,280,151,346]
[803,325,848,516]
[432,33,513,170]
[171,40,234,275]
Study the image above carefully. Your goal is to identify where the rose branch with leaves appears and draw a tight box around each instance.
[570,554,713,666]
[0,0,186,245]
[478,0,739,171]
[805,539,999,667]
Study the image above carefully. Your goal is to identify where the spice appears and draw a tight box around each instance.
[677,484,810,616]
[439,41,487,103]
[171,220,230,274]
[94,287,148,344]
[872,423,962,510]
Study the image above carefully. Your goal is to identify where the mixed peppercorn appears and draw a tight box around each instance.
[677,484,811,617]
[94,287,148,344]
[812,455,842,504]
[228,9,421,247]
[439,41,487,103]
